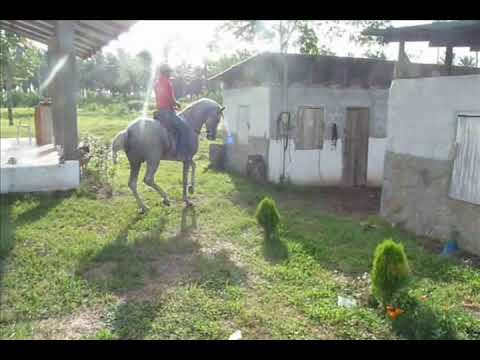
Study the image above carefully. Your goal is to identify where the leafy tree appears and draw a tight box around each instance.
[205,49,252,77]
[296,22,320,55]
[457,55,476,67]
[136,50,152,95]
[218,20,391,57]
[219,20,298,54]
[103,53,120,95]
[363,49,387,60]
[1,30,45,125]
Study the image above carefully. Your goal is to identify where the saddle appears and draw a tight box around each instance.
[153,111,174,130]
[153,111,178,156]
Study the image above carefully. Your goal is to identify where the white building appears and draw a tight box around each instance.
[210,53,477,187]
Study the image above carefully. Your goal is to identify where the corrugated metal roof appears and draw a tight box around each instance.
[208,52,397,81]
[363,20,480,50]
[208,51,480,87]
[0,20,137,59]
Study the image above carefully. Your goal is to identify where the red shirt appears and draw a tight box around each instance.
[154,75,176,112]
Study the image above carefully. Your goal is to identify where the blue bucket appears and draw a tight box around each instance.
[442,240,459,256]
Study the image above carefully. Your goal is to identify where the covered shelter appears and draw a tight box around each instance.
[0,20,137,160]
[364,20,480,77]
[0,20,136,193]
[365,21,480,255]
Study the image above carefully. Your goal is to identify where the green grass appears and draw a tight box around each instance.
[1,107,132,140]
[1,107,479,339]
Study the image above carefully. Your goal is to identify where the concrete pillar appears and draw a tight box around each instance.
[394,41,407,78]
[54,20,78,160]
[398,41,405,60]
[445,46,453,75]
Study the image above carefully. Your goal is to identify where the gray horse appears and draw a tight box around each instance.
[112,98,224,212]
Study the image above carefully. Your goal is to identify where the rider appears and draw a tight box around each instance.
[153,64,190,158]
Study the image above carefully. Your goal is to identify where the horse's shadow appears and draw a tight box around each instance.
[77,206,247,339]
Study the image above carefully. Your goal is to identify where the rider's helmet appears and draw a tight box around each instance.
[158,64,173,76]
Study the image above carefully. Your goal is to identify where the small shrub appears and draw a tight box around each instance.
[10,91,42,107]
[84,102,99,112]
[104,103,130,116]
[94,329,116,340]
[76,135,116,198]
[127,100,144,112]
[255,197,280,241]
[391,293,458,340]
[371,239,411,307]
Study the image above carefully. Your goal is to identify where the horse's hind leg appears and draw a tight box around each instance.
[188,160,196,194]
[144,159,170,206]
[183,161,193,207]
[128,160,149,214]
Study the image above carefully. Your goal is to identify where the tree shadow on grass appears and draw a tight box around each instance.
[0,192,65,278]
[0,192,66,325]
[262,233,289,264]
[77,207,248,339]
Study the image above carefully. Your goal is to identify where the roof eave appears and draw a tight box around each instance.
[208,52,266,81]
[0,20,137,59]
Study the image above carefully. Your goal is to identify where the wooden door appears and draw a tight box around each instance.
[449,115,480,204]
[343,108,370,186]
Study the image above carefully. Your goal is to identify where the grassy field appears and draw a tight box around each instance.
[1,108,479,339]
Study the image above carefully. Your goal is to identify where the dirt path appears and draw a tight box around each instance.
[278,186,381,218]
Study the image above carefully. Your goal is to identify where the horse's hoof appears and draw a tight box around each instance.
[188,185,194,194]
[139,206,149,215]
[163,199,171,206]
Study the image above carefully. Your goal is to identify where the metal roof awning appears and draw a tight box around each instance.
[363,20,480,51]
[0,20,137,58]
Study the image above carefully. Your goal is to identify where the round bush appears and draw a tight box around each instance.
[127,100,144,112]
[255,197,280,240]
[371,239,411,307]
[391,294,457,340]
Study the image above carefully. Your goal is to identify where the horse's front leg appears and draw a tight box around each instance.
[188,160,196,194]
[183,161,193,207]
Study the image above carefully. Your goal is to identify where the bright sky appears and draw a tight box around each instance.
[102,20,476,66]
[29,20,475,65]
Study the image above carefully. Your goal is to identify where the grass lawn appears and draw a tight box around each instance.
[1,108,479,339]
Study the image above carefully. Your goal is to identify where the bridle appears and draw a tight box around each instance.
[198,107,224,137]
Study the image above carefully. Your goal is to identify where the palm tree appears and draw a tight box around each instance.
[457,55,476,67]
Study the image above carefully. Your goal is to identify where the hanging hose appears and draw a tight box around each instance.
[279,111,295,184]
[281,129,288,184]
[331,123,338,149]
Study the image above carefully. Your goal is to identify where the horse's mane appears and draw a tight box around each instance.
[178,98,220,116]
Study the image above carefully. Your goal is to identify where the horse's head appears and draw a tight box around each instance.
[205,105,225,141]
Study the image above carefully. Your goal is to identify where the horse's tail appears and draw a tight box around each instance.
[112,130,127,164]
